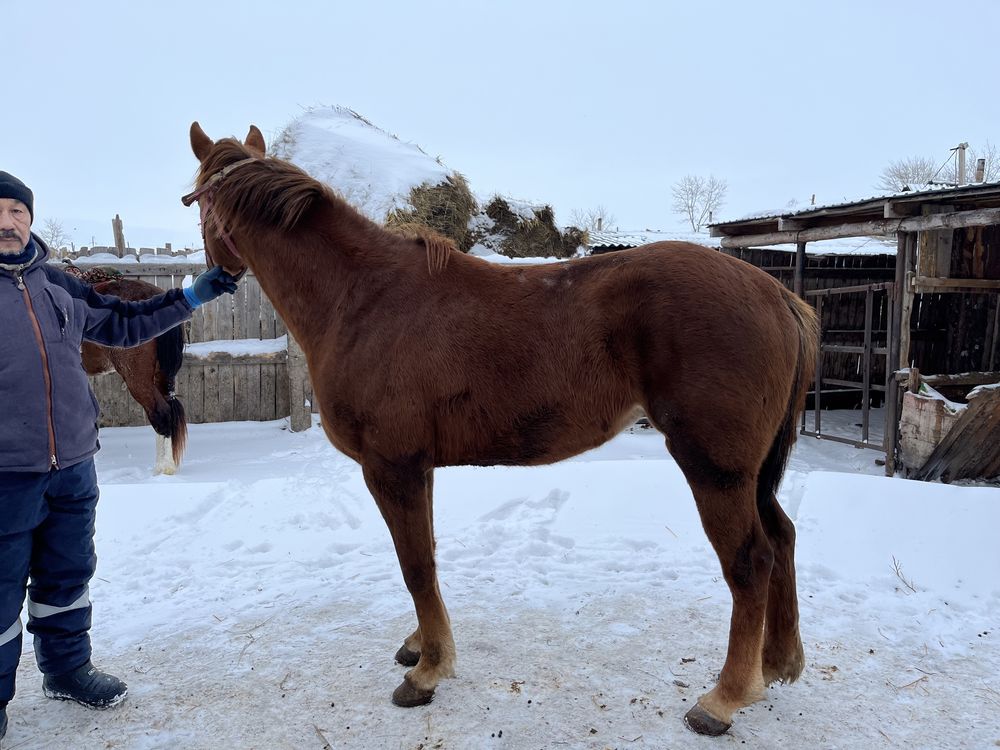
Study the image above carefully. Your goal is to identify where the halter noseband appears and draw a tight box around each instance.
[181,156,257,279]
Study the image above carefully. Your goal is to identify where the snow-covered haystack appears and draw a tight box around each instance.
[386,174,478,252]
[476,195,587,259]
[269,106,452,223]
[270,106,585,258]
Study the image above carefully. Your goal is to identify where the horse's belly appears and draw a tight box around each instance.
[443,405,644,468]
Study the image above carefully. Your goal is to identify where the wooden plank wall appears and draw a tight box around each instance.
[721,246,896,406]
[723,227,999,407]
[64,251,294,427]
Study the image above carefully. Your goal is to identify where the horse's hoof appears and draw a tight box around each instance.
[394,644,420,667]
[683,704,732,736]
[391,674,434,707]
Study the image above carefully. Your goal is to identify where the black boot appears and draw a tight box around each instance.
[42,661,128,709]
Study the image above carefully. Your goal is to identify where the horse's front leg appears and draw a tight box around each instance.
[394,471,436,668]
[362,454,455,706]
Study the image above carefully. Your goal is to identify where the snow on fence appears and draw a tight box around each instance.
[64,249,313,430]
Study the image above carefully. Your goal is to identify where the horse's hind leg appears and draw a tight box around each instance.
[758,489,804,685]
[662,429,773,735]
[110,347,173,474]
[154,434,176,476]
[362,454,455,706]
[684,479,772,734]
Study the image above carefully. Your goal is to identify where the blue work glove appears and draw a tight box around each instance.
[183,266,240,307]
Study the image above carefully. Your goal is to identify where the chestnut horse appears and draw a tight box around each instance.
[66,265,188,475]
[184,122,818,736]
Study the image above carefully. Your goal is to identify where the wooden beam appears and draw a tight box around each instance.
[911,277,1000,293]
[884,232,910,476]
[66,262,219,277]
[989,298,1000,371]
[893,370,1000,387]
[287,333,312,432]
[805,281,894,297]
[794,241,806,297]
[719,206,1000,248]
[778,218,806,231]
[899,234,917,368]
[884,201,922,219]
[182,350,287,364]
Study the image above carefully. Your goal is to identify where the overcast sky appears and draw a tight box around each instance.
[7,1,1000,248]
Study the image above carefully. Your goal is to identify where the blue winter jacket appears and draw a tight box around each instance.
[0,235,195,472]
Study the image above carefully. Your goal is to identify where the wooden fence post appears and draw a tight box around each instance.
[794,241,807,298]
[287,333,312,431]
[112,215,126,257]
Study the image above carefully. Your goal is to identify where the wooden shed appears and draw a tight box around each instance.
[709,182,1000,481]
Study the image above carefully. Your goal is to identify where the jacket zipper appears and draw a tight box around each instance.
[18,271,59,469]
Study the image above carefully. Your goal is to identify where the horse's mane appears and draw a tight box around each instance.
[199,139,333,236]
[388,223,456,275]
[200,139,457,276]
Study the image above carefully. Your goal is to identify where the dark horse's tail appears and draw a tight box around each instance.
[757,289,818,508]
[151,323,188,466]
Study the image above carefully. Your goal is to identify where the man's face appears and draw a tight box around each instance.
[0,197,31,255]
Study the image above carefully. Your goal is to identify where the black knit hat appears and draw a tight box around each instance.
[0,171,33,222]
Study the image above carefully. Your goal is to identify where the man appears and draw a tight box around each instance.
[0,171,238,745]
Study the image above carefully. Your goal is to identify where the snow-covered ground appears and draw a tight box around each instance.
[5,413,998,750]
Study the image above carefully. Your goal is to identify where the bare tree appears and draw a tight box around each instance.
[568,205,616,232]
[671,175,727,232]
[878,142,1000,192]
[38,218,71,256]
[876,155,938,193]
[958,140,1000,183]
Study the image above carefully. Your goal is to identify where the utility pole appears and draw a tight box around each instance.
[955,142,969,185]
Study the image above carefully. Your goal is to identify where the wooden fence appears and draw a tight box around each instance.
[723,230,1000,408]
[64,249,312,429]
[75,239,992,430]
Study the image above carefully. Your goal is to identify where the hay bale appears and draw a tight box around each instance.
[386,174,478,252]
[478,196,588,259]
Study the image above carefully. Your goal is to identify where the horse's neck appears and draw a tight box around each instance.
[242,211,399,353]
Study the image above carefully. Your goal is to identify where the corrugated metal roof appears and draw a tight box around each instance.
[587,229,896,256]
[712,180,1000,227]
[586,230,721,248]
[584,230,888,256]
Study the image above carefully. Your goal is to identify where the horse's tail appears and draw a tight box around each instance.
[757,289,818,507]
[154,323,189,466]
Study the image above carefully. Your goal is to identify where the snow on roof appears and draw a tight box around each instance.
[586,230,892,256]
[586,230,721,249]
[765,237,896,256]
[725,180,1000,224]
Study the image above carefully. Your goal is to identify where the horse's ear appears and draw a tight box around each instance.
[190,121,213,162]
[244,125,266,156]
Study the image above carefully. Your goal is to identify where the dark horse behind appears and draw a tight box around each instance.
[66,264,188,474]
[184,122,819,736]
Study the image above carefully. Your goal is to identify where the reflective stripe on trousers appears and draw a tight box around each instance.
[27,589,91,620]
[0,619,21,649]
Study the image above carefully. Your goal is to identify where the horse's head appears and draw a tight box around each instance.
[183,122,267,278]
